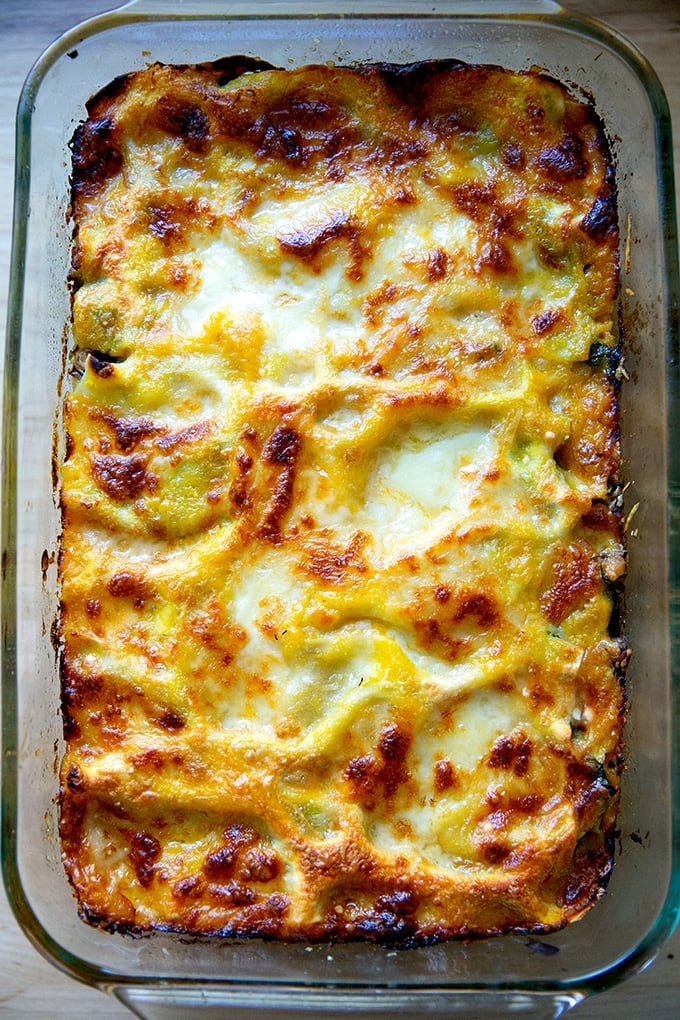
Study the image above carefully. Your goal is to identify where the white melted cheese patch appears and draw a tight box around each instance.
[174,190,478,388]
[361,425,495,557]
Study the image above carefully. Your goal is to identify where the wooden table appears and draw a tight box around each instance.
[1,1,678,1016]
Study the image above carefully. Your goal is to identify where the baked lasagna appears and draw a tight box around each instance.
[59,59,628,944]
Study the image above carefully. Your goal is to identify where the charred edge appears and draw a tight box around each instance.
[196,55,279,85]
[581,498,620,534]
[348,916,419,946]
[373,59,470,108]
[156,56,278,87]
[587,340,623,384]
[604,576,626,640]
[602,471,628,647]
[58,639,80,741]
[581,756,618,798]
[580,192,617,241]
[70,117,123,200]
[612,635,631,692]
[86,350,126,378]
[50,614,61,656]
[585,113,619,242]
[560,838,616,916]
[69,906,590,948]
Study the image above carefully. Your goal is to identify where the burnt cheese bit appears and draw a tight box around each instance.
[451,180,498,221]
[98,412,163,452]
[128,831,162,887]
[65,761,86,792]
[540,542,600,625]
[345,723,412,808]
[476,239,513,274]
[228,446,254,513]
[565,758,617,829]
[413,617,464,663]
[238,847,281,884]
[535,132,588,182]
[426,247,449,280]
[206,881,258,908]
[277,211,370,281]
[531,308,563,336]
[452,592,499,628]
[447,181,522,276]
[173,873,206,900]
[501,141,525,169]
[212,78,361,171]
[90,452,149,501]
[262,424,301,466]
[433,758,457,793]
[106,569,152,608]
[478,839,513,867]
[257,121,305,164]
[300,532,369,585]
[60,661,104,712]
[258,424,302,543]
[376,724,411,795]
[344,754,381,806]
[203,824,264,881]
[203,845,238,879]
[487,732,533,777]
[587,340,621,377]
[560,844,614,914]
[147,202,189,245]
[153,94,211,153]
[155,708,186,731]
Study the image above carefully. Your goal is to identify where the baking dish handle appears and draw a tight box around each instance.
[115,0,564,15]
[113,984,586,1018]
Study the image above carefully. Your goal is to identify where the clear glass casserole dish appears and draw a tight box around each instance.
[2,1,679,1016]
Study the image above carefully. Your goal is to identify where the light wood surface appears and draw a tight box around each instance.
[1,1,678,1016]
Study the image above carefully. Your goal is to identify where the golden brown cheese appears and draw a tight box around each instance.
[58,59,627,945]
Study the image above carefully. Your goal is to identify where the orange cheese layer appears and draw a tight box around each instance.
[59,60,627,944]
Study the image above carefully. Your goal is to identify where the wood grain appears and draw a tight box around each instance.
[1,1,678,1016]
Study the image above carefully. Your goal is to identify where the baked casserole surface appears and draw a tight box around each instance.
[59,59,627,944]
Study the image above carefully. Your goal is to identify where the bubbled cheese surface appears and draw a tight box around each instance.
[59,60,626,942]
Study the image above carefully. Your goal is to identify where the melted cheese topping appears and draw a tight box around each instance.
[59,60,627,943]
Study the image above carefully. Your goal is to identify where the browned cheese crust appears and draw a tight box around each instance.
[59,59,627,945]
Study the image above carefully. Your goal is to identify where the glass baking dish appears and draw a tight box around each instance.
[2,1,679,1016]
